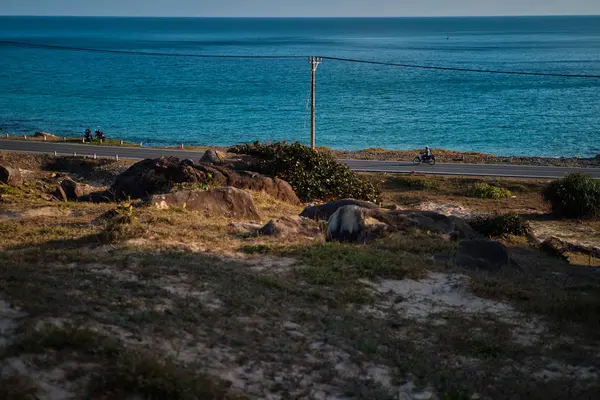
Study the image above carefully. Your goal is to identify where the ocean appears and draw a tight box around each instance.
[0,16,599,157]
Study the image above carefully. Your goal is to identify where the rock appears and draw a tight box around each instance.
[148,187,260,220]
[326,205,389,243]
[79,190,115,203]
[199,150,225,164]
[300,199,379,221]
[367,209,478,240]
[455,240,510,271]
[52,178,96,201]
[0,163,23,187]
[230,170,300,205]
[259,216,322,238]
[34,131,58,139]
[539,237,570,261]
[107,157,300,204]
[227,222,263,234]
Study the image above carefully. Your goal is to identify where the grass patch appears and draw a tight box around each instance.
[89,351,239,400]
[469,182,512,199]
[292,242,428,284]
[468,271,600,340]
[0,184,19,195]
[7,324,239,400]
[98,204,147,244]
[390,176,440,190]
[9,323,121,358]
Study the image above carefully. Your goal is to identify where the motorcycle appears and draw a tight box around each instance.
[413,153,436,166]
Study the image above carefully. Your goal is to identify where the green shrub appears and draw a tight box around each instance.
[469,182,512,199]
[542,173,600,218]
[229,141,381,203]
[0,184,18,195]
[469,213,531,238]
[393,176,439,190]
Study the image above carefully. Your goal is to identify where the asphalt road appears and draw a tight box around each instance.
[2,139,600,179]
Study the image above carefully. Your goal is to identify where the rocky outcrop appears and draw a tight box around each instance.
[300,199,379,221]
[148,187,260,221]
[52,178,96,201]
[367,209,478,240]
[322,204,479,244]
[259,216,322,239]
[105,157,300,204]
[455,240,511,271]
[199,150,225,164]
[0,163,23,187]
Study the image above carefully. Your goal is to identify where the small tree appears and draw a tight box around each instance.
[542,173,600,218]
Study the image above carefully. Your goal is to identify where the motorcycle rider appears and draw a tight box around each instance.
[420,146,432,160]
[84,128,92,142]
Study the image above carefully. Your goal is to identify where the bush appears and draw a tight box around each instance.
[229,141,381,203]
[542,173,600,218]
[469,213,531,238]
[469,182,512,199]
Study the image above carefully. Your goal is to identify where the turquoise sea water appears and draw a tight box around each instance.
[0,16,599,157]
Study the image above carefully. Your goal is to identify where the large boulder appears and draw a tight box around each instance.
[300,199,379,221]
[0,163,23,187]
[52,178,96,201]
[455,240,510,271]
[326,205,389,243]
[259,216,322,239]
[107,157,300,205]
[367,209,478,240]
[199,150,225,164]
[148,187,260,221]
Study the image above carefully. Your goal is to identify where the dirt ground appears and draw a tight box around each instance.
[1,154,600,400]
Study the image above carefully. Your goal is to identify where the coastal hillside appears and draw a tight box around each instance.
[1,144,599,399]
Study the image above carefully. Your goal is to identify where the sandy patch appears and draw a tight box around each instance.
[363,272,513,319]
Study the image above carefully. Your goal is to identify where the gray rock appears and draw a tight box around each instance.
[455,239,510,271]
[0,163,23,187]
[199,150,225,164]
[300,199,379,221]
[259,216,321,238]
[327,205,365,242]
[52,178,96,201]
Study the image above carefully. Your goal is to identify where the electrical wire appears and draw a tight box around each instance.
[2,40,600,78]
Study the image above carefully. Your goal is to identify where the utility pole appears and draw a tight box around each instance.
[309,56,322,150]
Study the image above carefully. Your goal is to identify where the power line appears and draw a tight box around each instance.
[3,40,600,79]
[319,56,600,79]
[0,40,304,59]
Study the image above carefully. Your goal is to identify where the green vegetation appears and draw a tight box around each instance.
[98,203,146,244]
[293,242,428,285]
[0,184,19,195]
[469,182,512,199]
[542,173,600,218]
[5,324,237,400]
[390,176,439,190]
[229,141,381,203]
[469,213,531,238]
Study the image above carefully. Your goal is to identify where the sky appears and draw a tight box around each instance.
[1,0,599,17]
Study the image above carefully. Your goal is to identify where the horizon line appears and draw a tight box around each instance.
[1,14,599,19]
